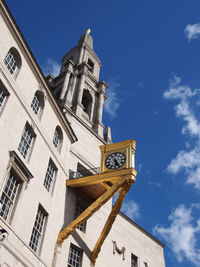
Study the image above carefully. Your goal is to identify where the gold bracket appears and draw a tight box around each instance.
[56,168,137,265]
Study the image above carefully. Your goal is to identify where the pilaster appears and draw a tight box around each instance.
[73,66,88,117]
[59,69,72,101]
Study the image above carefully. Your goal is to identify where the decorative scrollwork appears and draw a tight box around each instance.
[112,241,125,260]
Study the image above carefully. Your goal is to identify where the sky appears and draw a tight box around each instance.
[5,0,200,266]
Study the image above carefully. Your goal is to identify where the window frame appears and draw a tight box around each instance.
[0,79,10,115]
[29,204,48,255]
[74,196,88,232]
[0,170,22,222]
[43,158,57,192]
[31,90,44,119]
[67,243,83,267]
[3,47,22,78]
[18,122,36,160]
[131,253,138,267]
[52,126,63,152]
[0,151,33,223]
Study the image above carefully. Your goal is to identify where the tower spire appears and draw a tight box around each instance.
[54,31,109,139]
[86,28,91,35]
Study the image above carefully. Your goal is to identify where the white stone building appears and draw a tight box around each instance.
[0,1,166,266]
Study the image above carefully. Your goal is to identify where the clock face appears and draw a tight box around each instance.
[105,152,126,170]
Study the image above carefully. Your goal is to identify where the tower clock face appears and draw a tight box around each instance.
[105,152,126,170]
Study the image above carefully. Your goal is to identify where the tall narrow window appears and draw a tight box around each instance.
[43,159,57,192]
[0,170,22,221]
[74,184,92,232]
[0,80,9,113]
[4,47,21,76]
[29,205,48,253]
[31,91,44,117]
[131,254,138,267]
[52,126,63,151]
[68,244,83,267]
[81,89,92,117]
[74,197,88,232]
[18,123,35,159]
[87,58,94,73]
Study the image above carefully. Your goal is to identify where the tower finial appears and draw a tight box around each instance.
[86,28,91,35]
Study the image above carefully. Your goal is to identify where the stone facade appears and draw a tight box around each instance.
[0,1,166,266]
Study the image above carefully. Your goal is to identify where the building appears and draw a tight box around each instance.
[0,1,166,266]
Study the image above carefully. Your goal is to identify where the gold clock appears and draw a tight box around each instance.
[105,152,126,170]
[100,139,136,173]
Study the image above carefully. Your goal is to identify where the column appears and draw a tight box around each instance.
[97,91,104,123]
[59,70,71,101]
[73,69,87,116]
[93,89,105,137]
[76,70,86,104]
[66,74,77,105]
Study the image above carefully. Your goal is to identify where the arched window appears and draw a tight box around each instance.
[52,126,63,152]
[81,89,92,117]
[87,58,94,73]
[18,122,36,159]
[31,91,44,117]
[4,47,21,76]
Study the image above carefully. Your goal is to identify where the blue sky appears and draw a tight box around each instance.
[5,0,200,266]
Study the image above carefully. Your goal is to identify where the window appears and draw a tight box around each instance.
[0,170,21,221]
[4,47,21,76]
[0,80,9,113]
[18,123,35,159]
[31,91,44,116]
[43,159,57,192]
[29,205,48,253]
[52,126,63,151]
[74,184,93,232]
[68,244,82,267]
[131,254,138,267]
[0,151,33,222]
[74,197,88,232]
[81,89,92,117]
[87,58,94,73]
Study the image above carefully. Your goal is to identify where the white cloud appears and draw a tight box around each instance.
[43,59,60,77]
[153,204,200,265]
[104,79,121,118]
[121,200,140,220]
[136,163,142,174]
[164,76,200,189]
[185,23,200,41]
[148,181,161,187]
[167,148,200,174]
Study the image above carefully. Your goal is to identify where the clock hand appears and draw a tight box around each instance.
[114,158,120,166]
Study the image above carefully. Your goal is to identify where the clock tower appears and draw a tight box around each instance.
[50,29,110,140]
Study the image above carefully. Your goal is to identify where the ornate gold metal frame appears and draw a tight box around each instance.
[57,140,137,265]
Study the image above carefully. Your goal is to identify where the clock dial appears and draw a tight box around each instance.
[105,152,126,170]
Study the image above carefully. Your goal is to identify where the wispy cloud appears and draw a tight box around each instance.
[137,163,143,174]
[185,23,200,41]
[104,79,121,118]
[153,204,200,265]
[148,181,161,187]
[43,59,60,77]
[121,200,140,220]
[163,75,200,190]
